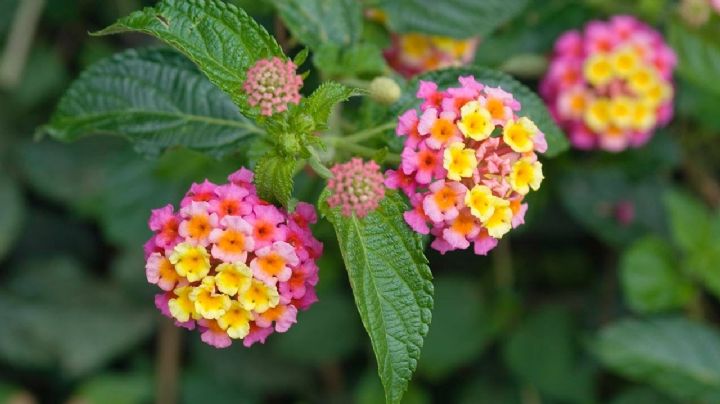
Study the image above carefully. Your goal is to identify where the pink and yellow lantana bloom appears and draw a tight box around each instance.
[145,168,322,348]
[385,76,547,256]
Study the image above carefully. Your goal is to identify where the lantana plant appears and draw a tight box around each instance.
[42,0,568,402]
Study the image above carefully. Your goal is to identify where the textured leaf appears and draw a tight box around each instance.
[0,176,24,261]
[46,48,261,157]
[620,236,695,314]
[382,0,529,39]
[321,190,434,404]
[391,66,568,157]
[302,82,365,130]
[94,0,284,116]
[254,152,296,207]
[272,0,362,49]
[670,22,720,97]
[595,317,720,402]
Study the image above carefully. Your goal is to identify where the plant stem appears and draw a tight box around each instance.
[493,239,514,290]
[0,0,45,89]
[156,318,181,404]
[343,121,396,143]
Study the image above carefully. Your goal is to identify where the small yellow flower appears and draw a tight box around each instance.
[609,96,634,129]
[189,277,231,320]
[401,34,432,59]
[465,185,507,222]
[503,117,538,153]
[610,46,640,77]
[169,242,210,282]
[215,262,253,296]
[584,98,611,132]
[628,66,658,94]
[238,279,280,313]
[485,204,513,239]
[630,100,657,132]
[509,159,543,195]
[458,101,494,140]
[218,301,254,339]
[443,142,478,181]
[643,81,672,106]
[584,54,614,87]
[168,286,196,323]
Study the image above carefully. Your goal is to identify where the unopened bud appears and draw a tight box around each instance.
[369,76,401,105]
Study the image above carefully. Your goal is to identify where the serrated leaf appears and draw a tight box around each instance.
[594,317,720,402]
[664,188,711,254]
[302,82,364,130]
[382,0,529,39]
[93,0,284,117]
[45,48,261,157]
[271,0,362,50]
[391,66,568,157]
[321,190,434,404]
[670,22,720,97]
[620,236,695,314]
[254,152,296,207]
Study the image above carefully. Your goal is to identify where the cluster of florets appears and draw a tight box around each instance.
[678,0,720,26]
[144,168,322,348]
[327,158,386,218]
[384,33,479,78]
[385,76,547,255]
[540,15,676,152]
[243,57,303,116]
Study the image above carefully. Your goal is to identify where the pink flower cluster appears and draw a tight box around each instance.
[327,158,386,218]
[385,76,547,255]
[144,168,322,348]
[540,15,676,152]
[243,57,303,116]
[384,33,480,78]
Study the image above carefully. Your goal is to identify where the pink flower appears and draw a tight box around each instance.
[255,304,298,333]
[209,215,255,262]
[146,253,179,291]
[401,144,444,184]
[442,210,481,250]
[423,180,466,223]
[404,194,430,235]
[327,158,386,218]
[397,109,424,148]
[243,57,303,116]
[181,180,218,208]
[473,231,498,256]
[242,324,274,347]
[199,320,232,349]
[384,168,417,196]
[209,184,251,218]
[250,241,299,285]
[148,205,180,249]
[245,204,287,249]
[178,202,218,246]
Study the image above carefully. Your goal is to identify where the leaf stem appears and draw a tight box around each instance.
[493,239,514,290]
[343,121,396,143]
[156,318,181,404]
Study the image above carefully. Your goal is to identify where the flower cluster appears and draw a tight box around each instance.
[540,15,676,152]
[144,168,322,348]
[384,33,480,78]
[385,76,547,255]
[243,57,303,116]
[327,158,386,218]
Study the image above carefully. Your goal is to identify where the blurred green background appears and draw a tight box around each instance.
[1,0,720,403]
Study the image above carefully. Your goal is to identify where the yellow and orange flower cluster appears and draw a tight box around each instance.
[145,168,322,348]
[540,15,676,151]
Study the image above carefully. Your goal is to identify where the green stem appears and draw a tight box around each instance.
[493,239,514,290]
[343,121,396,143]
[332,140,400,164]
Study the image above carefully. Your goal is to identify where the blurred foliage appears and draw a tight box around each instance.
[0,0,718,402]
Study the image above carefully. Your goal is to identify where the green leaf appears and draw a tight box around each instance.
[418,276,492,380]
[670,22,720,97]
[301,81,365,130]
[272,0,362,49]
[594,317,720,402]
[0,257,154,376]
[382,0,529,39]
[664,188,711,254]
[46,48,261,157]
[0,175,24,261]
[72,372,153,404]
[391,66,568,157]
[313,43,388,78]
[620,236,695,314]
[254,151,297,207]
[503,306,594,403]
[93,0,284,116]
[321,190,434,404]
[610,387,676,404]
